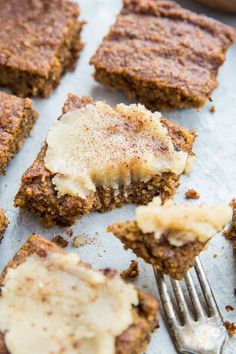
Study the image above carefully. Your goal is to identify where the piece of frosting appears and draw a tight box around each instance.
[136,197,232,246]
[0,251,138,354]
[44,102,190,199]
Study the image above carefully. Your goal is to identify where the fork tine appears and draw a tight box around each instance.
[154,261,228,354]
[185,272,205,320]
[194,257,218,316]
[153,268,178,326]
[171,278,191,324]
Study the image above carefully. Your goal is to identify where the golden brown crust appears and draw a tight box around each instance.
[91,0,235,110]
[0,235,62,286]
[0,92,38,174]
[108,220,205,280]
[0,332,7,354]
[0,209,8,242]
[0,0,84,97]
[14,94,196,227]
[0,235,159,354]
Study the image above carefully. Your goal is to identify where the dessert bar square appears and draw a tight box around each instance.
[0,0,84,97]
[108,197,232,279]
[0,208,8,242]
[0,235,159,354]
[14,94,196,226]
[91,0,235,110]
[0,92,38,174]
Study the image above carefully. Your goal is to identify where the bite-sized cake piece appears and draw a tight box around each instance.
[90,0,235,110]
[108,197,232,279]
[14,94,196,226]
[0,92,38,174]
[0,208,8,242]
[0,235,159,354]
[0,0,84,98]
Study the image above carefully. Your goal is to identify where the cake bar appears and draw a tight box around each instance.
[0,0,84,97]
[0,235,159,354]
[0,92,38,174]
[91,0,235,110]
[15,94,196,226]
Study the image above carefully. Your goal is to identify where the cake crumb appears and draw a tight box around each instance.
[121,260,140,280]
[51,235,68,248]
[224,321,236,337]
[225,305,234,312]
[185,189,200,200]
[213,254,217,258]
[73,235,87,248]
[65,229,73,238]
[210,105,216,113]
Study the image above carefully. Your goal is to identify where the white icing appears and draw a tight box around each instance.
[136,197,232,246]
[0,252,138,354]
[44,102,189,199]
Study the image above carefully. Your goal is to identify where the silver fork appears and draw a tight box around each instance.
[154,257,228,354]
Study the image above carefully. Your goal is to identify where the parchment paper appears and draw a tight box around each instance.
[0,1,235,353]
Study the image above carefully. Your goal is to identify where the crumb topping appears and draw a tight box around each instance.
[0,252,138,354]
[136,197,232,246]
[44,102,190,199]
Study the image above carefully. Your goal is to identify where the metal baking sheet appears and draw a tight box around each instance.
[0,0,235,353]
